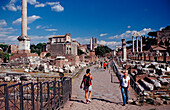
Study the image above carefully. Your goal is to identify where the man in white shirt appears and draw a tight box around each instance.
[119,71,130,106]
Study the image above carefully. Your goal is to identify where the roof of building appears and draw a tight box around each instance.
[49,33,71,39]
[151,45,167,51]
[49,35,65,39]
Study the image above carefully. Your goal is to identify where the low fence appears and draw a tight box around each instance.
[111,61,144,105]
[0,77,72,110]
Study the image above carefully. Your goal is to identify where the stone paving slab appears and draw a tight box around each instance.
[62,65,170,110]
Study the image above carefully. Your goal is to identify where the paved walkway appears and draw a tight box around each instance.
[63,65,170,110]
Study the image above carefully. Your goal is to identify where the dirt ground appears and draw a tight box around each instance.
[62,65,170,110]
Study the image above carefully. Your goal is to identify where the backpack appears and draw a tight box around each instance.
[83,74,91,87]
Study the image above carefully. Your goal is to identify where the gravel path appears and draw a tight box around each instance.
[63,65,170,110]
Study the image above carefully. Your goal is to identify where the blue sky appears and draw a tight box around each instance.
[0,0,170,49]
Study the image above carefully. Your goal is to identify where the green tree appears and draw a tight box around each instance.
[45,53,51,57]
[0,44,9,52]
[0,50,9,62]
[77,48,85,56]
[95,46,112,56]
[30,43,45,55]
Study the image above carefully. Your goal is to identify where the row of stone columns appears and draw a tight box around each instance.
[121,32,143,61]
[132,35,143,53]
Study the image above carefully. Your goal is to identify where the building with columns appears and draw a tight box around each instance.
[46,33,77,57]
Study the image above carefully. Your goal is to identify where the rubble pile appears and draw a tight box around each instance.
[1,56,89,74]
[0,73,32,82]
[114,56,170,105]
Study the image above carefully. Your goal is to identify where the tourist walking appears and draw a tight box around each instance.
[119,71,130,106]
[80,69,93,104]
[100,61,103,68]
[107,62,110,70]
[103,62,107,70]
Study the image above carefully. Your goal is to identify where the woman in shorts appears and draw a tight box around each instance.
[80,69,93,104]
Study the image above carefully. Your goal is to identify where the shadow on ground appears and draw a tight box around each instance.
[70,99,85,104]
[91,98,122,105]
[113,82,120,84]
[70,97,122,105]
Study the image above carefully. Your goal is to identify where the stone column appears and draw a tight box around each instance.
[92,37,94,51]
[17,0,30,53]
[90,39,92,51]
[132,36,134,53]
[136,36,138,53]
[140,36,142,52]
[22,0,27,36]
[122,39,127,61]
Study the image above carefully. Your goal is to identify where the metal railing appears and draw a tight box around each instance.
[111,60,144,105]
[0,77,72,110]
[0,84,6,110]
[130,75,144,105]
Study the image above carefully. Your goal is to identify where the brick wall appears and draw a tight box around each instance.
[65,55,80,66]
[10,45,18,54]
[50,43,65,57]
[55,60,66,67]
[9,53,38,61]
[0,58,3,63]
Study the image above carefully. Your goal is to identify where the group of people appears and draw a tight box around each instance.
[80,68,130,106]
[100,61,110,71]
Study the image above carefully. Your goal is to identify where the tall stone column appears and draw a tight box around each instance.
[136,36,138,53]
[140,36,143,52]
[90,39,92,51]
[132,36,134,53]
[92,37,94,51]
[22,0,27,36]
[18,0,30,53]
[122,39,127,61]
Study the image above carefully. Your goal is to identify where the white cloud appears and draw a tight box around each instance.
[0,26,18,44]
[5,0,21,11]
[45,29,58,31]
[7,35,18,41]
[51,2,64,12]
[27,27,30,30]
[0,27,16,32]
[109,28,155,39]
[35,3,46,8]
[36,25,41,29]
[139,28,153,35]
[36,25,52,29]
[3,0,64,13]
[27,0,37,5]
[41,26,49,29]
[46,2,59,6]
[16,5,21,10]
[29,35,55,44]
[0,20,7,27]
[159,27,164,31]
[100,33,108,37]
[73,37,122,49]
[72,37,91,44]
[13,15,41,25]
[98,40,121,49]
[2,7,6,10]
[127,26,131,28]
